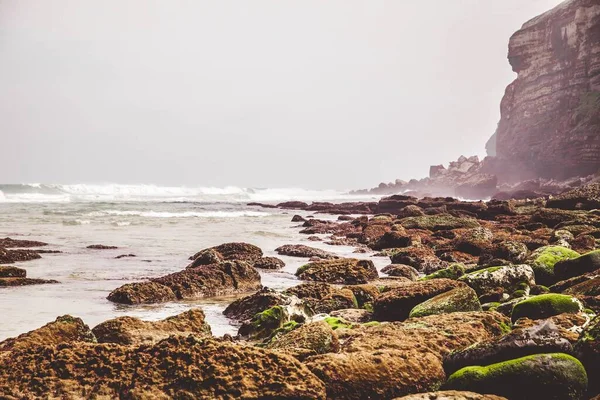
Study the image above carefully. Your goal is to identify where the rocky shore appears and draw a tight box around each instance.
[1,182,600,399]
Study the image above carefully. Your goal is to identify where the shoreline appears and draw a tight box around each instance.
[1,183,599,398]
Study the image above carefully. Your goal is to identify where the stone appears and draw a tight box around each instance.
[0,336,327,399]
[390,246,448,274]
[330,309,372,323]
[547,184,600,211]
[458,265,535,297]
[381,264,420,280]
[394,392,507,400]
[574,315,600,396]
[555,250,600,281]
[444,353,588,400]
[0,248,41,264]
[189,242,263,267]
[511,294,583,322]
[526,245,580,286]
[399,214,480,231]
[223,287,306,322]
[296,258,378,285]
[408,286,481,318]
[266,320,339,357]
[87,244,118,249]
[285,282,358,314]
[275,244,337,259]
[92,309,212,345]
[108,260,261,305]
[252,256,285,270]
[0,266,26,278]
[373,279,465,321]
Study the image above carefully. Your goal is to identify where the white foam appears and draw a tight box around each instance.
[0,183,383,204]
[88,210,271,218]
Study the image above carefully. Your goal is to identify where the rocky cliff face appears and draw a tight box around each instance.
[493,0,600,182]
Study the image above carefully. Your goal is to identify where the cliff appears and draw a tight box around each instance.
[492,0,600,182]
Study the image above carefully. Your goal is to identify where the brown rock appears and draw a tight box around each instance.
[189,242,263,267]
[275,244,337,259]
[394,391,507,400]
[296,258,378,285]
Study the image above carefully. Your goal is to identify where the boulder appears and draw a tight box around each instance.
[444,319,576,375]
[0,237,47,248]
[397,205,425,219]
[399,214,480,231]
[189,242,263,267]
[381,264,420,280]
[373,279,464,321]
[390,246,448,274]
[421,263,466,281]
[275,244,337,259]
[575,315,600,396]
[0,266,26,278]
[408,286,481,318]
[546,184,600,211]
[0,315,96,354]
[330,309,372,323]
[526,246,580,286]
[444,353,587,400]
[554,250,600,281]
[511,294,583,323]
[252,256,285,270]
[0,248,41,264]
[108,260,261,305]
[458,265,535,297]
[296,258,378,285]
[285,282,358,314]
[266,320,339,358]
[223,287,307,322]
[238,305,291,340]
[0,336,327,399]
[87,244,118,249]
[0,277,59,287]
[92,309,211,345]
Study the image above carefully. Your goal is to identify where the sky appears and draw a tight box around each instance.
[0,0,564,190]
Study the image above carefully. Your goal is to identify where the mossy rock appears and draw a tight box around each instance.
[444,353,587,400]
[421,263,466,281]
[409,286,481,318]
[527,246,580,286]
[323,317,353,330]
[554,250,600,281]
[399,214,480,231]
[458,265,535,297]
[238,305,288,340]
[266,320,339,356]
[574,315,600,395]
[511,294,582,323]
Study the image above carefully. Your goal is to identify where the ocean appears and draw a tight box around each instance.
[0,183,387,340]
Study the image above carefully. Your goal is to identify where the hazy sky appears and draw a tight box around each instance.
[0,0,564,189]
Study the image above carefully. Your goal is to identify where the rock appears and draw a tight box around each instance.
[115,253,136,259]
[390,246,448,274]
[107,281,177,305]
[492,0,600,181]
[0,266,26,278]
[266,320,339,358]
[0,277,59,287]
[574,315,600,396]
[0,248,41,264]
[421,263,466,281]
[397,205,425,218]
[444,319,576,375]
[238,305,290,340]
[526,246,580,286]
[92,309,211,345]
[547,184,600,211]
[252,256,285,270]
[399,214,480,231]
[394,392,507,400]
[458,265,535,297]
[555,250,600,281]
[87,244,118,249]
[358,223,391,246]
[223,287,304,322]
[277,201,309,209]
[189,242,263,266]
[296,258,378,285]
[530,208,585,228]
[481,241,529,265]
[306,349,445,400]
[285,282,358,314]
[371,230,413,250]
[0,336,327,399]
[0,315,96,354]
[452,227,494,256]
[0,237,47,248]
[382,264,420,280]
[409,286,481,318]
[291,214,306,222]
[330,309,372,323]
[108,260,261,305]
[275,244,337,259]
[373,279,464,321]
[444,353,588,400]
[511,294,583,322]
[563,276,600,297]
[342,284,380,308]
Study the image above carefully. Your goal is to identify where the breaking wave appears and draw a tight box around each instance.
[0,183,379,204]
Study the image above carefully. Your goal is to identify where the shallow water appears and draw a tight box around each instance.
[0,188,387,340]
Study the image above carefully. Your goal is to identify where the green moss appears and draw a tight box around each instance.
[498,321,512,335]
[362,321,380,327]
[296,263,311,276]
[512,290,526,298]
[351,294,359,309]
[421,263,466,281]
[511,294,582,322]
[408,286,481,318]
[324,317,353,330]
[445,353,587,399]
[465,266,503,276]
[363,302,374,312]
[482,302,501,311]
[399,214,480,231]
[528,246,579,285]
